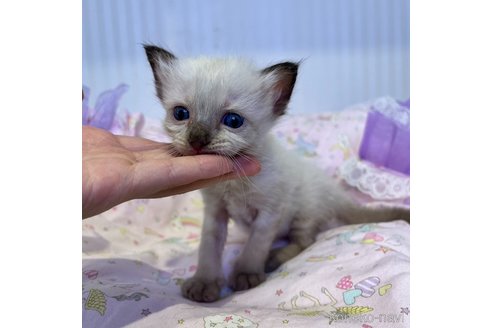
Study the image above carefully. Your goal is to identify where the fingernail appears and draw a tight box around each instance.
[233,156,261,176]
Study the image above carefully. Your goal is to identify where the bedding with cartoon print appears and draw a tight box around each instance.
[83,98,410,328]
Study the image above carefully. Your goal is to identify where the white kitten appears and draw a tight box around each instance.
[144,45,409,303]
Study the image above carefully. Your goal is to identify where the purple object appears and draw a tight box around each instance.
[359,98,410,175]
[397,99,410,109]
[82,84,129,130]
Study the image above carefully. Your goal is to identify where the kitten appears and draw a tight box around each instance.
[144,45,410,303]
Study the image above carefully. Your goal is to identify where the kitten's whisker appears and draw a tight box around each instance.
[233,153,262,194]
[211,154,232,196]
[220,156,233,187]
[230,154,262,212]
[226,154,249,210]
[165,144,183,157]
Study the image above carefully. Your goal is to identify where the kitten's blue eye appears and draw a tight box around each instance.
[222,112,244,129]
[173,106,190,121]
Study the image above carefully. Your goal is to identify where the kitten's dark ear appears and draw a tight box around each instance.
[143,45,177,99]
[262,62,299,116]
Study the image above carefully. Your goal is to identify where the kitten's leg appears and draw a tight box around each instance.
[181,201,228,302]
[230,211,279,291]
[265,223,317,273]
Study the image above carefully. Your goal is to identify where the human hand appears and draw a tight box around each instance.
[82,126,260,218]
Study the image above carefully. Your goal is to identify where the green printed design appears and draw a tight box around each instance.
[85,289,107,316]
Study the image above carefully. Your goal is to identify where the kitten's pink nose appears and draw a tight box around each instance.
[189,140,209,153]
[188,123,211,153]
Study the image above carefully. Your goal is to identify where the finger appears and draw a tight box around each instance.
[144,172,243,198]
[231,156,261,176]
[141,158,261,198]
[116,134,170,151]
[130,155,234,197]
[145,174,237,198]
[131,155,261,199]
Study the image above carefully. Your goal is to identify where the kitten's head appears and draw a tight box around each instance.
[144,45,298,157]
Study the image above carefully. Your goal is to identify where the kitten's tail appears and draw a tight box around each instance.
[336,198,410,225]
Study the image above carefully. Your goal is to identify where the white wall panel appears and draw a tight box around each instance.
[83,0,409,119]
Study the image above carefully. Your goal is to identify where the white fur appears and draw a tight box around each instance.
[156,57,280,156]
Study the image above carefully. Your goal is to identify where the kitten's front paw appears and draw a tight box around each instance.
[181,276,223,302]
[231,271,266,291]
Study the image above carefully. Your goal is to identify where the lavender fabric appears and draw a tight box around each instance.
[359,98,410,175]
[82,84,129,130]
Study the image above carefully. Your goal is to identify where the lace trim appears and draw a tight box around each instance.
[370,97,410,127]
[339,157,410,200]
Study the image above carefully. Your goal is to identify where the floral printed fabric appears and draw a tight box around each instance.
[83,100,410,327]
